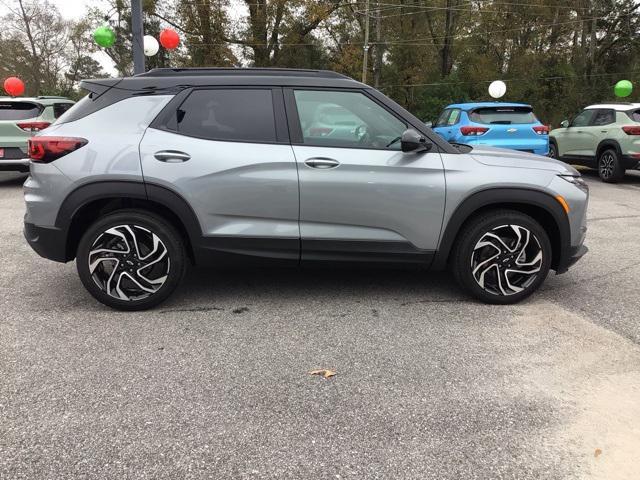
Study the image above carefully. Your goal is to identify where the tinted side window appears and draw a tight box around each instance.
[293,90,406,150]
[435,109,451,127]
[591,109,615,126]
[627,110,640,122]
[447,109,461,125]
[53,103,74,119]
[178,89,276,143]
[570,110,594,127]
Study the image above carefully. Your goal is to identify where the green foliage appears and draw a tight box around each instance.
[4,0,640,120]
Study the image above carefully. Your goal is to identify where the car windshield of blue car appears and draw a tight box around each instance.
[469,107,537,125]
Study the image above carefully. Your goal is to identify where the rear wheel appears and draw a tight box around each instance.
[451,210,552,304]
[76,210,186,310]
[598,148,624,183]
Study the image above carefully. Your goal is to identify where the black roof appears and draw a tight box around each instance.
[82,67,363,93]
[138,67,350,80]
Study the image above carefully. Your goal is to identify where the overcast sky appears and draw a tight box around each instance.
[50,0,248,76]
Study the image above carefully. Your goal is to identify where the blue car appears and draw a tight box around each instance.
[431,102,549,155]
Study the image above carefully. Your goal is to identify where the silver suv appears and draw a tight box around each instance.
[23,68,589,310]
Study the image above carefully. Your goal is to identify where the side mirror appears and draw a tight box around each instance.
[424,120,433,128]
[560,120,569,128]
[401,128,432,153]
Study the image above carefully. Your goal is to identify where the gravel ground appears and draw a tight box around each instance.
[1,170,640,479]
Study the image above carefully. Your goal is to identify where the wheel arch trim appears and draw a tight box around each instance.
[432,187,571,271]
[55,180,203,261]
[596,139,622,158]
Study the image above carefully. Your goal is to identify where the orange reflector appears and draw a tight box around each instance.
[555,195,570,214]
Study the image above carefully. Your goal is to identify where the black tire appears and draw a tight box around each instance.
[548,140,558,159]
[598,148,624,183]
[76,209,187,310]
[451,209,552,304]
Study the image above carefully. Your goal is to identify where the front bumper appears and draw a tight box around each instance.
[24,221,69,263]
[556,244,588,274]
[0,158,30,172]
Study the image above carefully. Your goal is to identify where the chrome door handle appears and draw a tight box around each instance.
[154,150,191,163]
[304,157,340,169]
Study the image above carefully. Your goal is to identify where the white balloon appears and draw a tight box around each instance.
[488,80,507,99]
[143,35,159,56]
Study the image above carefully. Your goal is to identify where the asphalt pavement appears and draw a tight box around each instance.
[1,169,640,479]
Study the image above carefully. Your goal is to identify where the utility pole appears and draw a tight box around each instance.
[373,2,382,88]
[362,0,370,84]
[131,0,145,74]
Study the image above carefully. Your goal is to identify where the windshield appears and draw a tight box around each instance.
[469,107,536,125]
[0,101,43,121]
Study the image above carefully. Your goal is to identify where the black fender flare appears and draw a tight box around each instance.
[595,139,622,159]
[431,188,571,271]
[55,180,203,259]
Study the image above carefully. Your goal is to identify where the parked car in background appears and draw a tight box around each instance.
[549,103,640,183]
[431,102,549,156]
[23,68,587,310]
[0,96,74,172]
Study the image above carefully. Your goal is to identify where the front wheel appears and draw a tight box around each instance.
[76,209,187,310]
[451,210,552,304]
[548,140,558,159]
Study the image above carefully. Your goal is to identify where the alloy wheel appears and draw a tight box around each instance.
[548,144,557,158]
[471,224,543,296]
[87,224,170,301]
[599,152,615,180]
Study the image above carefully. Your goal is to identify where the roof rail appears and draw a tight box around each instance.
[35,95,69,99]
[136,67,351,80]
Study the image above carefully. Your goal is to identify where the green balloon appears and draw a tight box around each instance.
[614,80,633,98]
[93,26,115,48]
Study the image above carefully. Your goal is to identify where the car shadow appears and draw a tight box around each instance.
[0,173,27,187]
[166,266,466,309]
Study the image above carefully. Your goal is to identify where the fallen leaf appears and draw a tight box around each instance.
[309,369,336,379]
[594,448,603,458]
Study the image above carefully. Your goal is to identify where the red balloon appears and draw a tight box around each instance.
[3,77,25,97]
[159,28,180,50]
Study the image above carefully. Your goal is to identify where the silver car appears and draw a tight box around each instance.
[23,68,588,310]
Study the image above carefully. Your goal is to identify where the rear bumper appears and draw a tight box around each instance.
[23,221,69,263]
[621,155,640,170]
[0,158,29,172]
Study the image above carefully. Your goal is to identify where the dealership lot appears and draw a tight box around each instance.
[1,171,640,479]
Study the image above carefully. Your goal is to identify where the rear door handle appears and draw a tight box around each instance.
[304,157,340,169]
[154,150,191,163]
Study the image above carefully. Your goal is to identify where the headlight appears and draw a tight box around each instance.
[558,174,588,192]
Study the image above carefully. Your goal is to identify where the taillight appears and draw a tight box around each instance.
[28,137,88,163]
[622,126,640,135]
[17,121,51,132]
[460,126,489,136]
[533,125,549,135]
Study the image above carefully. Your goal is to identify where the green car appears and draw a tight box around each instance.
[0,96,74,172]
[550,103,640,183]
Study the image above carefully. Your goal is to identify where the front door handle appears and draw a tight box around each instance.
[154,150,191,163]
[304,157,340,169]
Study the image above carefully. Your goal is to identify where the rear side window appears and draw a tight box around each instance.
[53,103,74,119]
[0,101,43,120]
[627,110,640,122]
[177,89,276,143]
[447,109,461,125]
[469,107,536,125]
[435,109,451,127]
[591,109,615,126]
